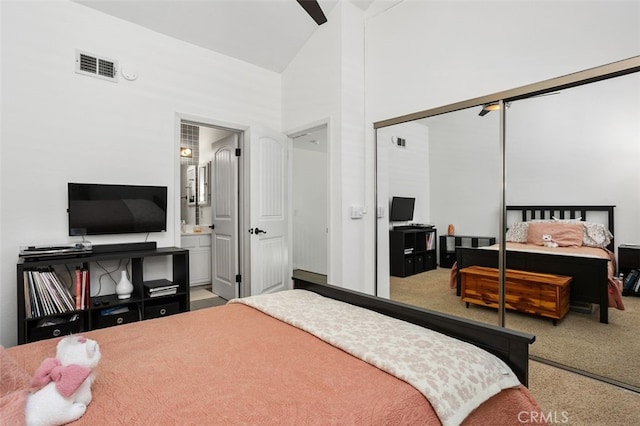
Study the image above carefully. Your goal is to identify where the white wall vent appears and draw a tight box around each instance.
[75,50,118,82]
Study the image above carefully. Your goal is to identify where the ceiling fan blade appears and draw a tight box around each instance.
[296,0,327,25]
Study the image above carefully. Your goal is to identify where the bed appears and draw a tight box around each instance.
[454,205,623,324]
[2,277,543,426]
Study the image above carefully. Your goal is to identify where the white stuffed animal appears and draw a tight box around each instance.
[25,335,101,426]
[542,234,558,248]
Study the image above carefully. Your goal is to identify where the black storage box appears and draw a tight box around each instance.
[28,316,84,342]
[95,306,139,329]
[145,301,180,319]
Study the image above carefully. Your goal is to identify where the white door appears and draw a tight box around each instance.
[210,134,239,300]
[248,126,289,296]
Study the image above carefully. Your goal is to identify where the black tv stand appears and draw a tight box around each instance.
[389,227,437,277]
[16,246,188,344]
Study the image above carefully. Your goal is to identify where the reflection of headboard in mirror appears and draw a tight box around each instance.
[457,205,616,323]
[506,205,615,251]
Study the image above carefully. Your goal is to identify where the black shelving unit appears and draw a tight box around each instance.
[619,244,640,297]
[389,228,437,277]
[16,247,189,344]
[439,235,496,268]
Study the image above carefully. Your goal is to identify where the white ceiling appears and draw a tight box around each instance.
[73,0,373,73]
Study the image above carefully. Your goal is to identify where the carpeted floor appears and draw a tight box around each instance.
[390,267,640,388]
[528,361,639,425]
[391,268,640,425]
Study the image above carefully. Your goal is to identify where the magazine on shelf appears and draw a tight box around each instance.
[144,280,178,292]
[147,288,178,297]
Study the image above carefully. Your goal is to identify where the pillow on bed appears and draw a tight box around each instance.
[551,218,613,248]
[526,222,584,247]
[582,222,613,248]
[506,219,555,243]
[506,222,529,243]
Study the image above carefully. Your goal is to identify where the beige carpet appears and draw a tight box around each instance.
[390,268,640,388]
[528,361,639,425]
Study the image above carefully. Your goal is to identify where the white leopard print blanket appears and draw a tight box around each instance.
[230,290,520,426]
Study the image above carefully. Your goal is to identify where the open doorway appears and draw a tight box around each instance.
[179,119,241,306]
[290,124,328,282]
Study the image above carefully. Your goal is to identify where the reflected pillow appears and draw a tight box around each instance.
[526,222,584,247]
[551,217,613,248]
[506,222,528,243]
[582,222,613,248]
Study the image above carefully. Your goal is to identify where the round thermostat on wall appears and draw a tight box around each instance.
[121,67,138,81]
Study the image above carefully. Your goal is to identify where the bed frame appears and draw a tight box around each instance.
[293,275,535,386]
[455,205,615,324]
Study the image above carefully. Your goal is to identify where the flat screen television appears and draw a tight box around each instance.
[390,196,415,221]
[68,183,168,236]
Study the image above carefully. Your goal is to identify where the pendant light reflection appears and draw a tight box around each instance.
[479,101,512,116]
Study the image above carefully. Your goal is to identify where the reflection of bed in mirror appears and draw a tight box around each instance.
[455,205,623,324]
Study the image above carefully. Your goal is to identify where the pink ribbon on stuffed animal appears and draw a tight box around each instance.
[31,357,91,397]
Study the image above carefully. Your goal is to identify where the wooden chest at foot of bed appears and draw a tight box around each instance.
[460,266,572,324]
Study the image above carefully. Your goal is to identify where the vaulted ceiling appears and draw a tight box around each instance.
[73,0,374,73]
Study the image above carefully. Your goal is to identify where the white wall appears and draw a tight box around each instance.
[283,2,367,291]
[427,109,501,238]
[375,121,430,288]
[0,1,281,347]
[505,72,640,244]
[377,121,430,225]
[292,147,328,274]
[366,0,640,297]
[388,125,430,224]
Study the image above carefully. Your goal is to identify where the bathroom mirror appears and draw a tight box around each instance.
[186,165,196,206]
[197,162,210,206]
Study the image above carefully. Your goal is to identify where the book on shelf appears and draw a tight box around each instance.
[74,267,90,309]
[426,232,435,250]
[23,268,76,319]
[622,269,640,295]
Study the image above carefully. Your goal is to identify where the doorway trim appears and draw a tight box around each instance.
[175,113,248,296]
[285,118,331,284]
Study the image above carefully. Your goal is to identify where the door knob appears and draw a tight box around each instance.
[249,227,267,235]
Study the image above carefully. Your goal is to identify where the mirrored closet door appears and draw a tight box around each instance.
[376,106,501,327]
[375,57,640,390]
[503,72,640,389]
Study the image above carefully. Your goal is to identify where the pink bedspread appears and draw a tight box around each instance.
[4,304,544,425]
[449,243,624,310]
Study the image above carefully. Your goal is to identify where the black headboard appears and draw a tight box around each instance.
[506,205,615,250]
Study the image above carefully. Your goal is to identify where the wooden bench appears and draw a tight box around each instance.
[459,266,572,325]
